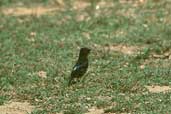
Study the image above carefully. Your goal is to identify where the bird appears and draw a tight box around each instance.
[68,47,91,86]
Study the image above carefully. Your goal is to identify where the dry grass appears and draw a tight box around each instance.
[0,101,34,114]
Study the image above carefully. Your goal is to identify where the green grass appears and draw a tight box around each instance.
[0,0,171,113]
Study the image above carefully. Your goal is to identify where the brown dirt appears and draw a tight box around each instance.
[0,101,35,114]
[0,0,91,17]
[85,106,127,114]
[37,70,47,79]
[1,6,59,16]
[85,107,104,114]
[95,44,143,55]
[145,85,171,93]
[72,0,91,11]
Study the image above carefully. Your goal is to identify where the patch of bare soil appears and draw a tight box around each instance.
[85,107,104,114]
[95,44,143,55]
[139,50,171,68]
[0,101,34,114]
[72,0,91,11]
[120,0,147,6]
[1,6,59,16]
[151,51,171,60]
[145,85,171,93]
[85,106,127,114]
[37,70,47,79]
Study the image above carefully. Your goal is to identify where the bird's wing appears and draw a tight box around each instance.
[72,62,87,71]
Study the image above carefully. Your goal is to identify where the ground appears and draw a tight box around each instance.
[0,0,171,114]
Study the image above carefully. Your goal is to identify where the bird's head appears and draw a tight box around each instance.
[79,47,91,58]
[81,47,91,53]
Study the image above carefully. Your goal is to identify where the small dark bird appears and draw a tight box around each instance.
[68,47,91,86]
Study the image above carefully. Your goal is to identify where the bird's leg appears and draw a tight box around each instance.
[80,73,88,84]
[68,77,73,86]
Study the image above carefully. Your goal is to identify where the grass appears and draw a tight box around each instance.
[0,0,171,114]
